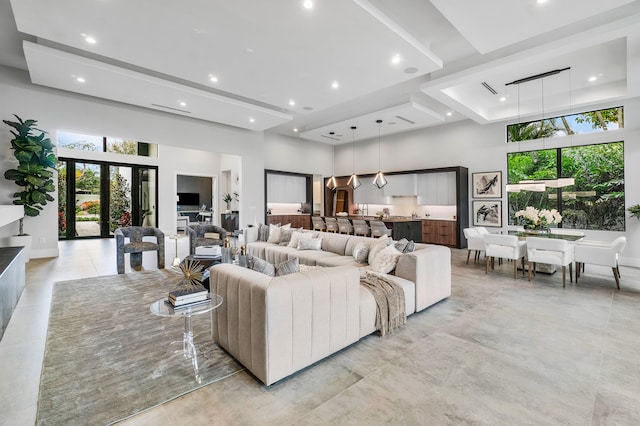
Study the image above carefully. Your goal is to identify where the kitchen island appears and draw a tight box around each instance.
[325,216,423,242]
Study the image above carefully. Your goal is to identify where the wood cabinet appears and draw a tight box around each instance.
[266,214,310,229]
[422,220,457,247]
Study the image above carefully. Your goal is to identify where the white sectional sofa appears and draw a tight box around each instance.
[209,227,451,385]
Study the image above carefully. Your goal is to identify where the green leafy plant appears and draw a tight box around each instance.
[3,115,57,235]
[222,191,238,209]
[628,204,640,220]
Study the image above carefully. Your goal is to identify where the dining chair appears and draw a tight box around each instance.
[311,216,326,232]
[463,227,485,264]
[369,220,391,238]
[484,234,526,279]
[352,219,370,236]
[324,217,339,233]
[574,236,626,289]
[337,218,354,234]
[526,236,574,288]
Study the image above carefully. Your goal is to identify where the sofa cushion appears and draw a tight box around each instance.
[344,235,374,257]
[352,241,369,264]
[319,232,351,256]
[288,230,314,248]
[289,249,341,266]
[298,237,322,250]
[276,257,299,276]
[264,245,298,265]
[267,223,291,243]
[369,245,402,274]
[317,256,363,268]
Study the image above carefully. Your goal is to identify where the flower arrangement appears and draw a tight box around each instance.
[515,206,562,231]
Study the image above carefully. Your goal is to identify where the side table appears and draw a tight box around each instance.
[150,294,223,383]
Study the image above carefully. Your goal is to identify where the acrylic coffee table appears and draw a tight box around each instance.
[150,294,223,383]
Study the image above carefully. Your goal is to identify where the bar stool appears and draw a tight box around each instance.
[325,217,338,233]
[337,218,354,234]
[370,220,391,238]
[311,216,326,231]
[352,219,370,236]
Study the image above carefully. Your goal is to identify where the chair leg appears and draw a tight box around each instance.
[562,266,566,288]
[467,250,471,264]
[513,259,517,279]
[485,256,490,274]
[528,261,532,281]
[117,251,125,274]
[613,267,621,290]
[569,263,573,283]
[521,257,525,276]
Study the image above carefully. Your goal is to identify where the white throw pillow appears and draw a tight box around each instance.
[288,230,312,248]
[369,245,402,274]
[298,237,322,250]
[352,241,370,264]
[368,236,389,265]
[267,223,291,243]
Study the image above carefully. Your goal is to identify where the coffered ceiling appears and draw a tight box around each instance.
[1,0,639,143]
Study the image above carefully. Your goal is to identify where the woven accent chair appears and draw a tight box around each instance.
[311,216,326,231]
[115,226,165,274]
[352,219,370,236]
[337,218,354,234]
[185,224,227,255]
[325,217,339,233]
[370,220,391,238]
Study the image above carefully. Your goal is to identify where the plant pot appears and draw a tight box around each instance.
[9,234,32,262]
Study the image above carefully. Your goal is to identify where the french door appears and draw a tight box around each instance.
[58,158,158,239]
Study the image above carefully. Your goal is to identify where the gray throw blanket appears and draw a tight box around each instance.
[360,272,406,336]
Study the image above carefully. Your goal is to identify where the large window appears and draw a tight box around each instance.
[58,130,157,157]
[507,142,625,231]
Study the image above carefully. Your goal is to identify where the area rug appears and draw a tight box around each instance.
[36,269,243,425]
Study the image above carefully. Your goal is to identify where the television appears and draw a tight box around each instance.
[177,192,200,206]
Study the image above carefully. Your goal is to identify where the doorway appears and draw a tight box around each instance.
[58,158,158,239]
[176,174,217,226]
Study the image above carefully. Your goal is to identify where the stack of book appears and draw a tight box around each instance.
[166,285,209,309]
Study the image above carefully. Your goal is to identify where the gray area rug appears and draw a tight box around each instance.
[37,269,243,425]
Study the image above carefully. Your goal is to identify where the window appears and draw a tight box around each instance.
[57,131,157,157]
[507,142,625,231]
[507,107,623,142]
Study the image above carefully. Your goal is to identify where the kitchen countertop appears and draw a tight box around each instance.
[267,212,310,216]
[327,215,457,222]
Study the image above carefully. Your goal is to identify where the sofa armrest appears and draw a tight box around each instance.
[210,264,360,385]
[395,245,451,312]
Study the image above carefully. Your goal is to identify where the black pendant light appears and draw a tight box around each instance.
[347,126,361,189]
[326,132,337,190]
[372,119,387,189]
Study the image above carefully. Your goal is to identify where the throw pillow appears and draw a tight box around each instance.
[403,240,415,253]
[352,241,370,264]
[276,257,299,276]
[267,223,291,244]
[394,238,409,253]
[288,230,312,248]
[279,227,302,246]
[369,245,402,274]
[297,237,322,250]
[368,240,388,265]
[250,256,275,277]
[257,223,270,242]
[204,232,220,239]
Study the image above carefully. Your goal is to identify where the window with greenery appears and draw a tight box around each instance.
[507,107,623,142]
[57,131,156,157]
[507,142,625,231]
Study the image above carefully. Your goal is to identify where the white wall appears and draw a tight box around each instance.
[0,65,264,258]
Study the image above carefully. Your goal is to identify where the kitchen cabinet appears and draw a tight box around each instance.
[383,174,417,197]
[267,174,306,203]
[384,220,422,242]
[353,182,390,205]
[267,214,310,230]
[417,172,455,205]
[422,220,456,247]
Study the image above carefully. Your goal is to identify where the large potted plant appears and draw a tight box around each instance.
[3,115,57,260]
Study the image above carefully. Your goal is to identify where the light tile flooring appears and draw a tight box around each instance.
[1,238,640,425]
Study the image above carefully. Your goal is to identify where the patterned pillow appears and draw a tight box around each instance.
[297,237,322,250]
[257,223,271,242]
[279,227,302,246]
[276,257,299,276]
[250,256,275,276]
[288,231,312,248]
[403,240,415,253]
[352,241,370,264]
[267,223,291,243]
[369,245,402,274]
[368,240,388,265]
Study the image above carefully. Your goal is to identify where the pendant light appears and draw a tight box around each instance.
[326,132,337,190]
[347,126,361,189]
[372,119,388,189]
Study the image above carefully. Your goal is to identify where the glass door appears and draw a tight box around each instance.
[108,165,133,235]
[75,161,102,237]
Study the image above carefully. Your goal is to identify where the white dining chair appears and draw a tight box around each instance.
[484,234,527,279]
[574,236,626,289]
[463,227,485,264]
[526,236,574,288]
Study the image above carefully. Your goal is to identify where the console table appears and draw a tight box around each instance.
[0,247,26,340]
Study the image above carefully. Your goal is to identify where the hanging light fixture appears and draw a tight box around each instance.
[372,119,388,189]
[326,132,337,190]
[347,126,361,189]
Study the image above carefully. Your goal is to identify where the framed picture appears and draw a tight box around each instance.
[472,171,502,198]
[473,200,502,227]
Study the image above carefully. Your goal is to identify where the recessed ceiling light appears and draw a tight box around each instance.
[81,33,97,44]
[209,75,218,83]
[446,111,453,116]
[289,99,296,106]
[179,101,187,107]
[391,54,402,65]
[500,97,506,102]
[76,77,85,83]
[293,128,298,132]
[588,76,597,82]
[303,0,313,9]
[537,0,548,4]
[249,117,255,123]
[331,80,339,89]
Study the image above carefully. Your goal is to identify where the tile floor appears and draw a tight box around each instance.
[1,238,639,425]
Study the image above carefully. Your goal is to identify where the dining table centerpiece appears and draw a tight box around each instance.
[515,206,562,233]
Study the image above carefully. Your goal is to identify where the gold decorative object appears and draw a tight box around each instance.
[178,258,205,286]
